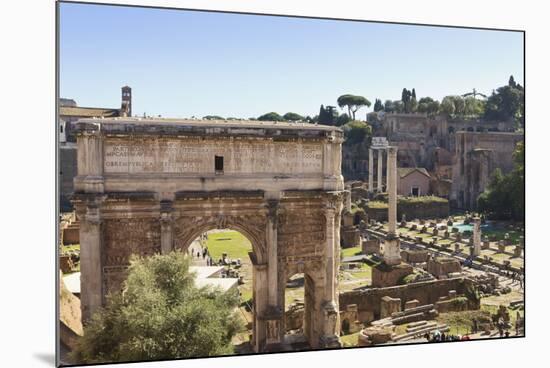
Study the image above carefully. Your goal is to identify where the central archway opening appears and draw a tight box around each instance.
[188,229,254,353]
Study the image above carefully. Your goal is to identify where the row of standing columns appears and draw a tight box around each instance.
[368,148,389,193]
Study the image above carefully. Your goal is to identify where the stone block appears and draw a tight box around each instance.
[404,299,420,310]
[400,249,429,263]
[380,296,402,318]
[362,238,380,255]
[372,263,414,287]
[427,257,462,279]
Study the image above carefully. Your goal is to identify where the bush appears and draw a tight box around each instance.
[70,252,243,364]
[343,120,372,145]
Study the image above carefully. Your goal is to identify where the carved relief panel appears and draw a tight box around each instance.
[103,218,161,267]
[277,211,325,258]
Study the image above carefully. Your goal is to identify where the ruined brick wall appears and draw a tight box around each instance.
[451,132,523,209]
[366,199,449,221]
[339,278,474,321]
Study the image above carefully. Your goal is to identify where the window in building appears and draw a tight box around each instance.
[411,187,420,196]
[215,155,224,174]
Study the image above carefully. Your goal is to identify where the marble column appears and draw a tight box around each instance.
[79,201,103,322]
[324,204,336,302]
[319,195,342,349]
[384,146,401,265]
[473,217,481,256]
[160,211,174,254]
[344,188,352,212]
[385,148,390,191]
[266,200,279,306]
[251,262,268,352]
[377,149,383,192]
[368,148,374,193]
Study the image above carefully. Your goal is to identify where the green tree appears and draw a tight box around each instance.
[484,76,524,127]
[336,113,351,126]
[203,115,225,120]
[452,96,466,115]
[440,96,456,116]
[384,100,395,113]
[373,98,384,112]
[477,141,524,220]
[342,120,372,145]
[71,252,243,364]
[257,112,284,121]
[417,97,440,116]
[283,112,305,121]
[337,94,371,120]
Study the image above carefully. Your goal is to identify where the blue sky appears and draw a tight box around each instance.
[59,2,524,119]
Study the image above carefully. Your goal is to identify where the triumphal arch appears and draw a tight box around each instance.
[72,118,344,352]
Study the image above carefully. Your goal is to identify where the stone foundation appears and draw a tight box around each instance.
[400,249,429,263]
[380,296,401,318]
[427,257,462,279]
[371,262,414,288]
[362,238,380,255]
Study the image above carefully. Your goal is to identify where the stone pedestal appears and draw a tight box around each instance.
[362,238,380,255]
[383,235,402,266]
[371,262,414,287]
[79,203,103,323]
[319,301,341,348]
[380,296,402,318]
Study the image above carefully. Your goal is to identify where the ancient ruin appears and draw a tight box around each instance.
[72,118,345,352]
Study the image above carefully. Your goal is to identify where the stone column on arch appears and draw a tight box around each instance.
[79,199,104,323]
[377,148,383,192]
[262,198,284,350]
[160,200,174,255]
[319,194,342,349]
[368,148,374,193]
[250,260,269,352]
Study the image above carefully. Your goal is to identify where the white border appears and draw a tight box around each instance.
[1,0,548,367]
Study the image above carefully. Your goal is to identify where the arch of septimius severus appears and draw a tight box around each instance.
[72,118,344,352]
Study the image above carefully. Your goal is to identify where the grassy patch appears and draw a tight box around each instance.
[340,332,359,347]
[368,201,388,209]
[205,231,252,261]
[61,244,80,253]
[350,263,373,280]
[342,247,362,258]
[399,195,449,204]
[436,310,491,335]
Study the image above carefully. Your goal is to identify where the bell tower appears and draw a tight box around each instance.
[121,85,132,117]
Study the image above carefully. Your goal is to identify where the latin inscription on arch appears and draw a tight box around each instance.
[103,138,323,175]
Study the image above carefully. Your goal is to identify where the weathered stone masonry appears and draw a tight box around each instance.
[72,118,345,352]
